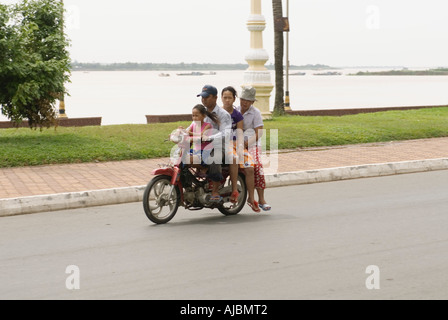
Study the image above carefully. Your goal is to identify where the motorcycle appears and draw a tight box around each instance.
[143,129,248,224]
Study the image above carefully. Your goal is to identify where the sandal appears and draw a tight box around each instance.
[247,200,261,213]
[210,195,223,203]
[259,203,272,211]
[230,191,239,204]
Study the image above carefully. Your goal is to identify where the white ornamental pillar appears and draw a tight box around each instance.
[243,0,274,118]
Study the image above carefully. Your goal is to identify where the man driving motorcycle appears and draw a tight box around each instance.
[197,85,232,203]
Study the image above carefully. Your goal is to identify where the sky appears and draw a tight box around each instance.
[3,0,448,67]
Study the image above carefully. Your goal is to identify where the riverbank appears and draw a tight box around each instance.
[350,68,448,76]
[1,107,447,168]
[70,62,334,72]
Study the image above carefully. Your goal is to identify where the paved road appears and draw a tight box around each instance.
[1,171,448,300]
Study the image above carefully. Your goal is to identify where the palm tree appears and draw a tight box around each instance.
[272,0,285,115]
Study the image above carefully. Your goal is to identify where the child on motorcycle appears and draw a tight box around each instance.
[185,104,220,177]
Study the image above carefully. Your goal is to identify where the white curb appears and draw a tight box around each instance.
[1,159,447,217]
[0,186,146,217]
[265,158,448,187]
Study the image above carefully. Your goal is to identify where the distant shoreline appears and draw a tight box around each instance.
[70,63,448,75]
[70,62,335,72]
[350,68,448,76]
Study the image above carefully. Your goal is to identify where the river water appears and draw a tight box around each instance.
[1,68,447,125]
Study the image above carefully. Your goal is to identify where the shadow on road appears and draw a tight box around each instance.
[147,211,281,228]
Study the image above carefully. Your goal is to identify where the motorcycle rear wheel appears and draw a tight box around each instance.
[219,173,248,216]
[143,175,180,224]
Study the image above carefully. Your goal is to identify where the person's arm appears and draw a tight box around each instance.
[185,123,193,136]
[207,112,232,142]
[221,114,233,142]
[246,110,264,148]
[246,126,263,149]
[201,123,212,140]
[236,120,244,146]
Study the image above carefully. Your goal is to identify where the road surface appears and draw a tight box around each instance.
[1,171,448,300]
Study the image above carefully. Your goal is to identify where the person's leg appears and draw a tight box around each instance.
[207,147,223,201]
[245,167,256,204]
[229,163,239,202]
[224,143,239,202]
[250,146,270,210]
[257,187,271,211]
[211,181,220,198]
[256,187,266,205]
[241,149,259,212]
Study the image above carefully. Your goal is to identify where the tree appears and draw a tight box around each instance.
[272,0,285,115]
[0,0,71,129]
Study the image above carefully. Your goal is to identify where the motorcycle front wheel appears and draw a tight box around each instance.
[143,175,180,224]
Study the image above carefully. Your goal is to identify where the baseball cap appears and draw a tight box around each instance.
[197,85,218,98]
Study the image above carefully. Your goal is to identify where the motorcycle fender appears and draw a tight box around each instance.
[151,167,175,176]
[151,167,180,185]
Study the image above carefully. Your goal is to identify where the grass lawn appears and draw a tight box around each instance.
[1,107,447,168]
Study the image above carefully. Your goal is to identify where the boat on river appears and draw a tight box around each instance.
[290,72,306,76]
[176,72,205,76]
[176,71,217,76]
[313,71,343,76]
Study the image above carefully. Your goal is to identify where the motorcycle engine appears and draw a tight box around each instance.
[184,186,210,207]
[195,187,210,205]
[183,188,196,206]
